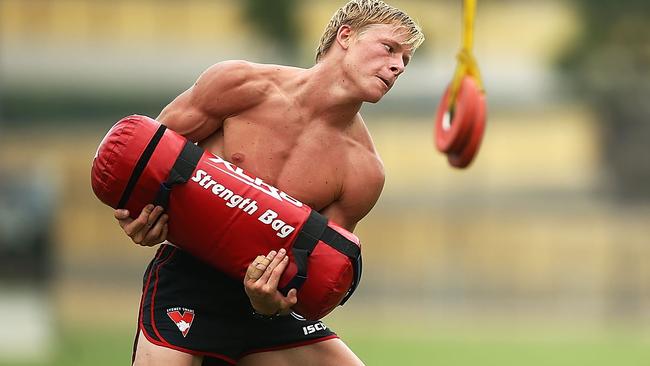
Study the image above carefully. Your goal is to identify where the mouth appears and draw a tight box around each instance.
[376,76,391,89]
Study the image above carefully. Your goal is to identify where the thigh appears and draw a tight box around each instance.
[237,338,364,366]
[238,312,363,366]
[133,330,203,366]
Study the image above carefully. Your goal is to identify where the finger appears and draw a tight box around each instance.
[123,205,153,236]
[287,288,298,304]
[114,209,133,230]
[136,206,164,243]
[265,250,277,261]
[246,255,268,281]
[260,250,277,271]
[142,213,168,246]
[258,248,286,284]
[267,255,290,289]
[123,205,154,237]
[159,223,169,244]
[247,255,266,268]
[278,289,298,315]
[284,289,299,307]
[131,206,159,244]
[246,252,275,281]
[114,209,130,221]
[145,206,165,228]
[132,227,147,245]
[255,256,271,270]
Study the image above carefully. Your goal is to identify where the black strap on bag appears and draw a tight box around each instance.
[280,210,363,307]
[153,140,203,210]
[280,211,328,293]
[117,122,204,211]
[117,124,167,209]
[320,225,362,305]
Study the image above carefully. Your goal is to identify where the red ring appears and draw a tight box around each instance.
[448,91,487,168]
[434,76,480,153]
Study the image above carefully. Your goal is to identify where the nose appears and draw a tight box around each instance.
[389,59,405,76]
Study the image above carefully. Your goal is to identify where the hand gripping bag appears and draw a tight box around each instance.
[91,115,362,320]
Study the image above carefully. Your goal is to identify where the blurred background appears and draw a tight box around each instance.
[1,0,649,365]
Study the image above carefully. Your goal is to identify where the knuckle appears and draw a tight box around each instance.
[262,285,274,293]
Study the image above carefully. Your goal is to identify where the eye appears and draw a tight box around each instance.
[384,44,393,53]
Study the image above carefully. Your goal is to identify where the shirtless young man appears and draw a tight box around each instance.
[113,1,424,365]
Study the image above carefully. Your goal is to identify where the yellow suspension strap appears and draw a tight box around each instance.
[449,0,484,108]
[434,0,487,169]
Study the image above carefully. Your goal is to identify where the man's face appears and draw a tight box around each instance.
[344,24,414,103]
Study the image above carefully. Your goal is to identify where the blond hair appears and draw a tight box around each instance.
[316,0,424,62]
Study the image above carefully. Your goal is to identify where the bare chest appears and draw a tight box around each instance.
[198,111,348,211]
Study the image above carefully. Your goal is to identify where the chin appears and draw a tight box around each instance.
[363,88,385,103]
[355,80,386,103]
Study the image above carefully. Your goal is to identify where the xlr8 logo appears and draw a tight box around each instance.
[204,157,304,207]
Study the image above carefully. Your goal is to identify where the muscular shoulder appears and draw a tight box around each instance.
[191,60,275,117]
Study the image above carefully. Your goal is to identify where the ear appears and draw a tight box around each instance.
[336,25,354,50]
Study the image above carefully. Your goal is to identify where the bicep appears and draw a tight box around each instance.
[319,204,358,232]
[156,60,260,142]
[157,89,223,142]
[320,173,385,233]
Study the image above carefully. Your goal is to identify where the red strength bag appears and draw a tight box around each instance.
[91,115,362,320]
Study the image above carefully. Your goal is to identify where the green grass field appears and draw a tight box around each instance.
[3,324,650,366]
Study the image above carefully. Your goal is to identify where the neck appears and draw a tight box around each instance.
[289,61,364,126]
